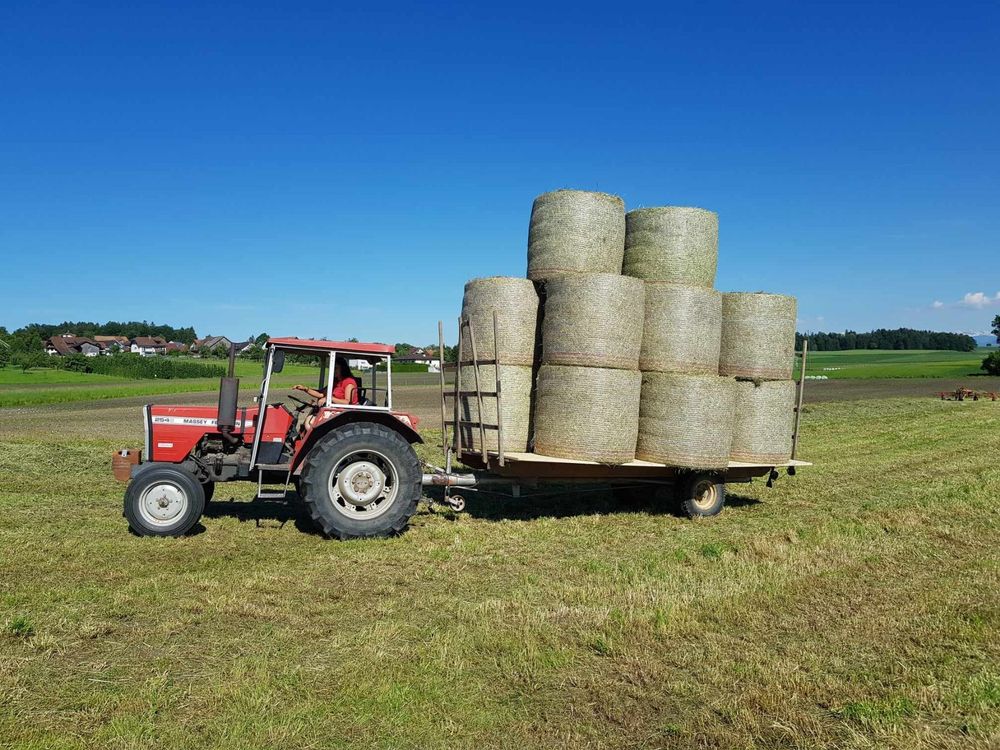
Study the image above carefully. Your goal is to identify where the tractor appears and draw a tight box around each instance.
[114,338,430,539]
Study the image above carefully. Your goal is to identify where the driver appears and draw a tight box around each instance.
[292,356,360,431]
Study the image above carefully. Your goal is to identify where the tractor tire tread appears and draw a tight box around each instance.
[299,422,420,540]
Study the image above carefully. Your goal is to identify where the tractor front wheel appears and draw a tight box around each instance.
[299,423,421,540]
[124,465,206,537]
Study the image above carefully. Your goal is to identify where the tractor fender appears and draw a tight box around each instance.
[292,411,422,475]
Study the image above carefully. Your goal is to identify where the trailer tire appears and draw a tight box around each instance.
[299,423,421,540]
[124,465,206,537]
[678,472,725,518]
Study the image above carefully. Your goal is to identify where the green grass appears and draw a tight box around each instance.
[1,395,998,748]
[797,348,990,379]
[0,364,445,407]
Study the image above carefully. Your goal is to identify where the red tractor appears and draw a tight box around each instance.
[115,338,428,539]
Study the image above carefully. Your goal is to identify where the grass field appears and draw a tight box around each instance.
[1,392,998,748]
[799,348,990,380]
[0,363,443,408]
[0,348,993,408]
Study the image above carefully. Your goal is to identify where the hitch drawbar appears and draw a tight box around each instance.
[421,472,477,488]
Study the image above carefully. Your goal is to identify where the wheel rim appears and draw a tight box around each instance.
[328,450,399,520]
[690,479,718,511]
[138,480,189,527]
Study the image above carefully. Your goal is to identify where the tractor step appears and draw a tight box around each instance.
[257,466,292,500]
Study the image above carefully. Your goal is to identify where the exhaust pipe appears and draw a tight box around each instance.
[218,345,240,446]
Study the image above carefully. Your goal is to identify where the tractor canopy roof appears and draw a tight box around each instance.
[267,337,395,357]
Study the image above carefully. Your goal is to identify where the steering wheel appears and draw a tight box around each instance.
[287,393,316,409]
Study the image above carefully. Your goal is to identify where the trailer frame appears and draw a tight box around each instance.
[430,317,811,514]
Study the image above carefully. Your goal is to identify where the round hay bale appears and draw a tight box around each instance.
[527,190,626,280]
[636,372,736,469]
[459,364,534,454]
[719,292,797,380]
[541,273,644,370]
[533,365,641,464]
[730,380,796,463]
[640,282,722,374]
[461,277,540,367]
[623,206,719,286]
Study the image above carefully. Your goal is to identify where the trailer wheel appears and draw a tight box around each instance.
[678,473,725,518]
[299,423,421,540]
[124,465,206,537]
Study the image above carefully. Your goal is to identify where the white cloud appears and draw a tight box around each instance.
[960,292,1000,309]
[931,292,1000,310]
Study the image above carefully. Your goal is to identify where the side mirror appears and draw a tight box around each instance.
[272,349,285,373]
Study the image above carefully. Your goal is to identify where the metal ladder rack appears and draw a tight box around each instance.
[439,312,507,471]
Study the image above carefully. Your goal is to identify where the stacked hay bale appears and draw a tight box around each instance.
[454,189,800,472]
[621,206,735,468]
[720,293,798,463]
[533,273,644,463]
[527,190,625,281]
[458,277,539,454]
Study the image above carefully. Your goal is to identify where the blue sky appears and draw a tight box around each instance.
[1,0,997,345]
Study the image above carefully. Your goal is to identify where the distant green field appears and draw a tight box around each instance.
[0,363,443,408]
[797,348,989,380]
[1,348,990,408]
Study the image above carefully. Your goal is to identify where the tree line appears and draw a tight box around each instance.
[0,320,197,354]
[796,328,977,352]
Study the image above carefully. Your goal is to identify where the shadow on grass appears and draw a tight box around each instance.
[423,485,762,523]
[196,486,764,534]
[202,492,324,537]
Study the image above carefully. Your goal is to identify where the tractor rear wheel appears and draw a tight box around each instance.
[677,472,726,518]
[124,465,205,537]
[299,423,421,540]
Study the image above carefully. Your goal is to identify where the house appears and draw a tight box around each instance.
[395,348,442,373]
[94,335,130,353]
[131,336,168,356]
[43,335,101,357]
[192,336,233,355]
[348,358,374,371]
[165,341,189,354]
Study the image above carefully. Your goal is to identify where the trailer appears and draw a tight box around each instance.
[425,316,811,518]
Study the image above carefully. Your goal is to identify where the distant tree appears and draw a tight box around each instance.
[394,343,416,356]
[210,343,230,359]
[0,337,9,369]
[797,328,976,352]
[239,343,265,361]
[253,332,270,347]
[992,315,1000,339]
[14,352,46,373]
[982,351,1000,376]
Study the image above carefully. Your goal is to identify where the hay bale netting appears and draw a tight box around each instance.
[640,283,722,374]
[461,277,540,367]
[527,190,626,280]
[636,372,736,469]
[458,364,534,454]
[541,273,644,370]
[623,207,719,286]
[730,380,796,463]
[719,293,797,379]
[533,365,641,464]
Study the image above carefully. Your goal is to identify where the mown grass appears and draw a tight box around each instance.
[0,395,997,748]
[797,348,989,380]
